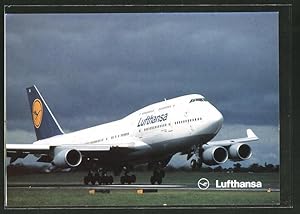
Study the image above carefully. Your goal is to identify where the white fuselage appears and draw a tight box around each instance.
[33,94,224,162]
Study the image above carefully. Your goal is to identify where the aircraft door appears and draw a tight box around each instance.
[135,113,143,139]
[184,108,194,134]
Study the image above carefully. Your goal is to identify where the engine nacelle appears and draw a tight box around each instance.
[228,143,252,161]
[202,146,228,166]
[52,149,82,168]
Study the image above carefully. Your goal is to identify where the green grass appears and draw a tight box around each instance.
[7,189,280,207]
[6,171,280,207]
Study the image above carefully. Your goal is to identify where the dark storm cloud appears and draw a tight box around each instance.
[6,12,278,132]
[5,12,279,166]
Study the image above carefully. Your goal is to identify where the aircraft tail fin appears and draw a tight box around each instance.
[26,85,64,140]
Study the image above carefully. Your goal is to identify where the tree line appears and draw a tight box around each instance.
[163,162,279,173]
[7,162,279,176]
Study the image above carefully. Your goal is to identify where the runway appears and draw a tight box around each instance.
[7,183,280,192]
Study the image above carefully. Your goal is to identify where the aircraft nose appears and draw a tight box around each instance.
[211,109,223,134]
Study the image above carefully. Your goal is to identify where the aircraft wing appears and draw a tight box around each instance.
[202,129,259,149]
[6,143,112,158]
[64,138,150,151]
[6,137,150,163]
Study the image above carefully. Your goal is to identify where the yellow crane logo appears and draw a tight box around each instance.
[32,99,43,128]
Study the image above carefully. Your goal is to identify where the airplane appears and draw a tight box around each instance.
[6,85,259,185]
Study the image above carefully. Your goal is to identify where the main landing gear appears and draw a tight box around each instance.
[120,167,136,184]
[120,173,136,184]
[83,164,167,185]
[84,170,113,185]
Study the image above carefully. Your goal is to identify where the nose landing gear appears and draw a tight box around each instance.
[149,161,166,185]
[150,168,165,184]
[190,158,203,169]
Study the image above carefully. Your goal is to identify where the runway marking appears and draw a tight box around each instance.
[7,183,280,192]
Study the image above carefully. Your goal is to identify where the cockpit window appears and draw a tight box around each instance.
[189,98,206,103]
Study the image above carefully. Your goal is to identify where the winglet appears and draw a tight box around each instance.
[247,129,258,140]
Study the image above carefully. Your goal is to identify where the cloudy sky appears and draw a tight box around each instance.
[5,12,279,167]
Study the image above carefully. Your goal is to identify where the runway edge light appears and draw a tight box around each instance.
[137,189,144,194]
[88,189,95,195]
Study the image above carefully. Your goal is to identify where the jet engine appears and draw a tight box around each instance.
[52,149,82,168]
[202,146,228,165]
[228,143,252,161]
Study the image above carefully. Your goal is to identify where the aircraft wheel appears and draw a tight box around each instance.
[108,175,113,184]
[150,176,155,185]
[91,178,96,185]
[84,176,89,185]
[94,173,100,185]
[124,175,130,184]
[190,159,197,169]
[157,176,162,185]
[97,176,102,185]
[120,176,125,184]
[131,175,136,183]
[103,176,109,185]
[197,159,203,168]
[103,176,108,185]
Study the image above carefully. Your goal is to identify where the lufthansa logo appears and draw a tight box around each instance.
[32,99,43,128]
[197,178,210,190]
[137,113,168,127]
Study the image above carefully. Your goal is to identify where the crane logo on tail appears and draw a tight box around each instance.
[32,98,43,128]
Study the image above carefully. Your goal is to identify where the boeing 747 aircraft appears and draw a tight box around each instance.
[7,85,259,185]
